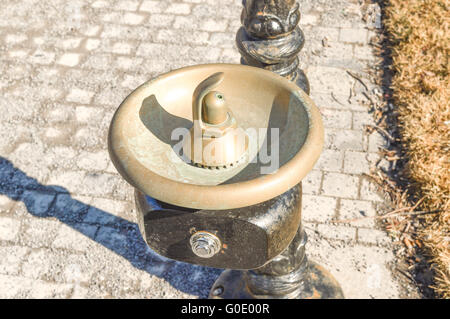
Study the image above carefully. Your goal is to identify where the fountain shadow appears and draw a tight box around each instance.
[0,156,221,298]
[139,95,192,148]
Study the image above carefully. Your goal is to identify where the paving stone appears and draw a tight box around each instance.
[308,26,340,42]
[85,38,100,51]
[41,126,74,145]
[354,45,376,61]
[111,42,135,55]
[28,50,55,65]
[53,223,98,252]
[47,171,86,195]
[339,199,377,228]
[57,38,83,50]
[321,172,359,199]
[320,42,355,63]
[139,0,167,13]
[368,153,390,173]
[102,12,146,25]
[317,224,357,242]
[208,32,236,48]
[309,91,369,112]
[101,25,154,40]
[315,149,344,172]
[368,132,386,153]
[137,42,186,59]
[302,170,322,195]
[114,0,141,11]
[0,124,33,155]
[306,241,403,299]
[360,178,385,202]
[76,150,109,171]
[0,217,21,241]
[21,191,56,217]
[327,129,364,151]
[75,106,104,124]
[358,228,392,246]
[200,18,228,32]
[57,53,81,67]
[52,192,89,217]
[308,66,353,95]
[156,29,210,45]
[82,25,101,37]
[7,143,50,189]
[8,49,29,59]
[82,54,113,71]
[0,275,29,298]
[320,108,352,129]
[340,28,368,44]
[66,88,95,104]
[94,227,129,260]
[105,161,119,174]
[300,13,319,26]
[21,248,93,285]
[114,56,145,71]
[71,285,90,299]
[45,104,75,123]
[302,195,337,223]
[120,74,148,90]
[72,127,105,149]
[219,48,241,63]
[0,195,15,213]
[165,3,192,15]
[343,151,370,174]
[20,218,61,248]
[92,85,130,107]
[83,198,130,225]
[21,249,54,280]
[24,280,73,298]
[5,33,28,44]
[0,246,29,276]
[353,111,376,130]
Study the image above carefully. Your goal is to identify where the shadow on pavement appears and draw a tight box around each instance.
[0,156,221,298]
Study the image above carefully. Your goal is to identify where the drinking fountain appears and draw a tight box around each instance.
[108,63,343,299]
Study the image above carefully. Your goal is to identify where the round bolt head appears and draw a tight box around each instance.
[190,231,221,258]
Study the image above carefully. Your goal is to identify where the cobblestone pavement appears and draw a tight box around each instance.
[0,0,420,298]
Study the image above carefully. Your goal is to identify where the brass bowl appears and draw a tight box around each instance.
[108,64,323,210]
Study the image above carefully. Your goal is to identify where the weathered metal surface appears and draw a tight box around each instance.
[209,260,344,299]
[182,72,250,168]
[134,184,302,270]
[108,64,323,210]
[241,0,300,39]
[209,214,343,298]
[190,231,222,258]
[237,0,310,93]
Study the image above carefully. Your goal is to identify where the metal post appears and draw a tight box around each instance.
[236,0,309,94]
[209,0,344,299]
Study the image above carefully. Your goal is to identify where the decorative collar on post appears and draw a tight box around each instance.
[237,0,310,94]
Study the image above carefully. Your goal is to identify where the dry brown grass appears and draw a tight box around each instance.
[384,0,450,297]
